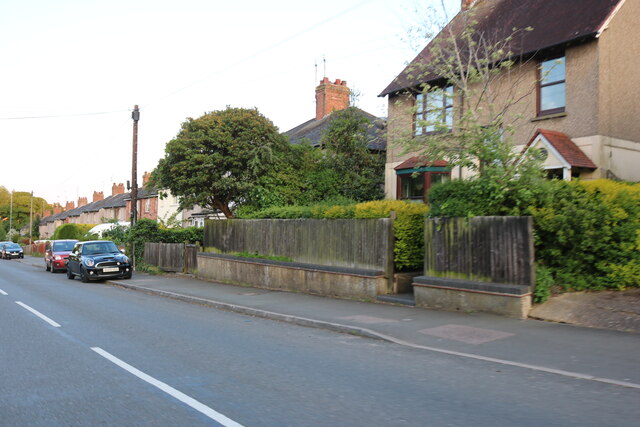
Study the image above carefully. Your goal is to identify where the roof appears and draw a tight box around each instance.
[40,191,136,224]
[380,0,622,97]
[394,157,448,170]
[525,129,597,169]
[284,108,386,151]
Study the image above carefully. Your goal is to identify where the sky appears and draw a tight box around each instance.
[0,0,459,207]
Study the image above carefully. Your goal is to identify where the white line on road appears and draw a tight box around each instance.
[91,347,244,427]
[0,289,8,296]
[15,301,61,328]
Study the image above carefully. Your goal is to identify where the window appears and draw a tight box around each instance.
[415,86,453,135]
[145,198,151,213]
[538,56,565,116]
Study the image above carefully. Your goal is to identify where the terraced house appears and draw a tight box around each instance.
[380,0,639,201]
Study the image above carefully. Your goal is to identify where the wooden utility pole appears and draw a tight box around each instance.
[131,105,140,226]
[29,192,33,245]
[131,105,140,270]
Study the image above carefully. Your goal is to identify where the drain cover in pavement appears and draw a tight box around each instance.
[418,324,514,344]
[339,315,399,324]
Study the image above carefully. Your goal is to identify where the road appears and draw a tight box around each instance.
[1,259,639,426]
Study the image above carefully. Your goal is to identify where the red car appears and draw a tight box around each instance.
[45,239,78,273]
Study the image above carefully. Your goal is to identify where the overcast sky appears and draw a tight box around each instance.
[0,0,458,206]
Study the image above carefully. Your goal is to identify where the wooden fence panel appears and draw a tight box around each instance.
[424,216,534,287]
[203,219,393,273]
[144,242,191,272]
[184,244,198,274]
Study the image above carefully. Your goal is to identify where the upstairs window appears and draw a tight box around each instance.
[538,56,565,116]
[415,86,453,135]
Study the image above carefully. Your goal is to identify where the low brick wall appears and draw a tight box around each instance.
[413,276,532,318]
[197,253,388,300]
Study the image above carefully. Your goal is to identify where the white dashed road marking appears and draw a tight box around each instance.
[92,347,244,427]
[15,301,61,328]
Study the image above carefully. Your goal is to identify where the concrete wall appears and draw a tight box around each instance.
[197,253,389,300]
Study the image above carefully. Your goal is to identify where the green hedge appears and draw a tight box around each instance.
[237,200,429,271]
[104,218,203,262]
[429,178,640,300]
[52,223,96,240]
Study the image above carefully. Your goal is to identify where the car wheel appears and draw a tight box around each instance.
[67,268,75,280]
[80,267,90,283]
[50,264,56,273]
[46,261,50,271]
[122,271,132,280]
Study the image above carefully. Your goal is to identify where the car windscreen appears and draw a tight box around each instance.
[6,243,21,249]
[83,242,120,255]
[53,241,76,251]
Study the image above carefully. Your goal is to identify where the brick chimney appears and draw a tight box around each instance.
[142,171,151,186]
[65,201,75,211]
[53,204,63,215]
[93,191,104,202]
[461,0,478,11]
[77,197,88,208]
[44,209,52,217]
[112,183,125,196]
[315,77,350,120]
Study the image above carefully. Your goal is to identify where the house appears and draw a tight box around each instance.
[285,77,386,151]
[380,0,639,201]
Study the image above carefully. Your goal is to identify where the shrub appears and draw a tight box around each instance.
[52,223,96,240]
[429,177,640,293]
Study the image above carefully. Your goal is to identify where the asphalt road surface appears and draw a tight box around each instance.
[1,259,639,426]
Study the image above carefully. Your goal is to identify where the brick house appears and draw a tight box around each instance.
[380,0,639,201]
[285,77,385,151]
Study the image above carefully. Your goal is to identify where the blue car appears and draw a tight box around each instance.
[2,242,24,259]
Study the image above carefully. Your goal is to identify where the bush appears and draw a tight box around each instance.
[429,178,640,293]
[52,223,96,240]
[109,218,204,262]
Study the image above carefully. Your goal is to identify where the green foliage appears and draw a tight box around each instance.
[150,107,288,218]
[232,251,294,262]
[240,108,384,214]
[238,199,428,271]
[429,178,640,293]
[319,107,386,202]
[106,218,204,262]
[0,226,5,241]
[0,187,50,232]
[52,223,95,240]
[355,200,429,270]
[534,266,553,303]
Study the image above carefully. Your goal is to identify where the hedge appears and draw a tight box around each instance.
[429,178,640,299]
[237,200,429,271]
[52,223,96,240]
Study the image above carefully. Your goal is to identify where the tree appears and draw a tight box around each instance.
[397,5,544,187]
[320,107,385,201]
[150,107,289,218]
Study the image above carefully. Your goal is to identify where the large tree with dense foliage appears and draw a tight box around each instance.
[320,107,385,202]
[150,107,289,218]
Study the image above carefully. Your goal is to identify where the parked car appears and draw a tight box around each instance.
[66,240,132,282]
[2,242,24,259]
[45,239,78,273]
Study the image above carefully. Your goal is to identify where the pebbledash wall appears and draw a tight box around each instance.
[196,219,395,300]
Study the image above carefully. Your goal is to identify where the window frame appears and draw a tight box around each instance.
[396,167,451,202]
[537,55,566,117]
[414,85,453,136]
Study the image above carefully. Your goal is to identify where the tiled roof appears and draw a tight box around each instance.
[380,0,622,96]
[284,108,386,151]
[527,129,597,169]
[394,157,448,170]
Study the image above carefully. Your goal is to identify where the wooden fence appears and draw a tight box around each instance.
[144,243,198,273]
[424,216,534,287]
[204,219,394,274]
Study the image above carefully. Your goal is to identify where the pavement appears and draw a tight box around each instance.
[16,256,640,390]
